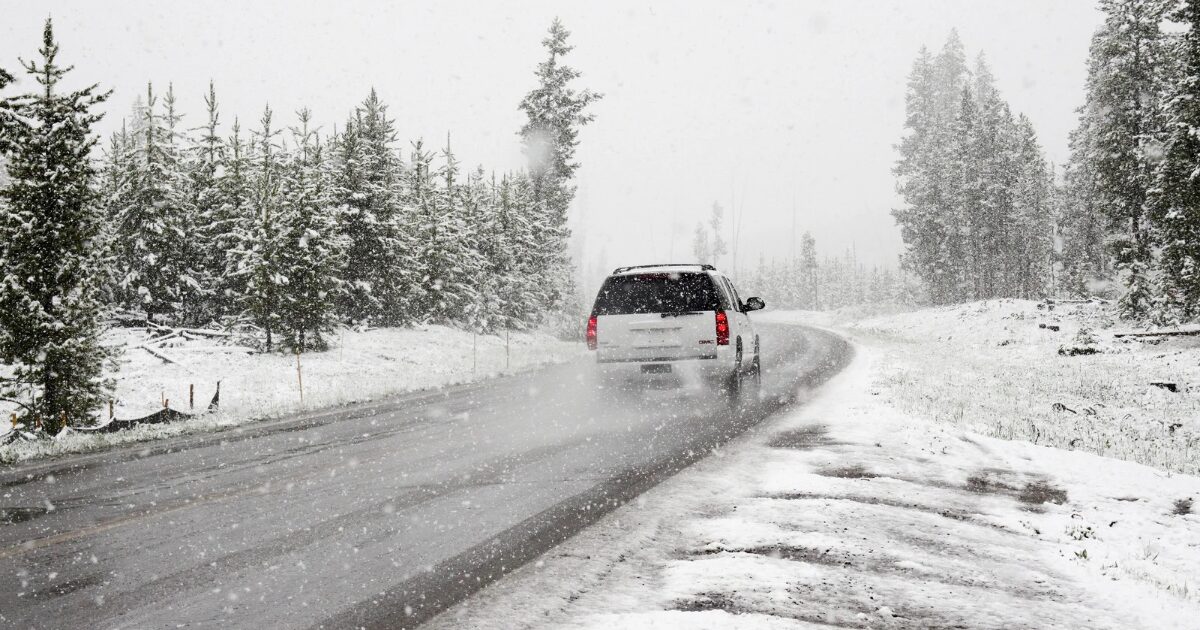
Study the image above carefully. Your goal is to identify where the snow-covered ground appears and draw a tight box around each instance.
[798,299,1199,477]
[429,306,1200,629]
[0,325,582,464]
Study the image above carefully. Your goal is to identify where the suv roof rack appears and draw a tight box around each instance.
[611,263,716,274]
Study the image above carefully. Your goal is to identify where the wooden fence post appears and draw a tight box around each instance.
[295,350,304,405]
[189,384,194,410]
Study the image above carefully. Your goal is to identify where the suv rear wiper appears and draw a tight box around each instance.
[661,311,704,318]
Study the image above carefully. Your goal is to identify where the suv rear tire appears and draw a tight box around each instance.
[721,367,742,407]
[744,355,762,404]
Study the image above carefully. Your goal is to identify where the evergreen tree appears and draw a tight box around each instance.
[0,20,112,431]
[518,18,601,318]
[235,106,287,350]
[112,83,200,323]
[893,46,933,288]
[692,223,711,265]
[1080,0,1171,317]
[970,55,1020,298]
[1152,0,1200,319]
[330,90,410,325]
[708,203,728,266]
[894,32,1056,305]
[799,231,819,308]
[435,140,484,325]
[96,122,134,308]
[188,81,228,321]
[0,65,16,155]
[893,44,958,304]
[162,84,207,324]
[404,140,482,325]
[276,109,346,351]
[494,172,542,328]
[1011,115,1055,299]
[1060,116,1111,297]
[214,118,253,318]
[462,167,505,331]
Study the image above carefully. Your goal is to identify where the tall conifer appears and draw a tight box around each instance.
[0,20,112,430]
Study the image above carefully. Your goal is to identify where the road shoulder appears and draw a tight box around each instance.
[428,343,1200,630]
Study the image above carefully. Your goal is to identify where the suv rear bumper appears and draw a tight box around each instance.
[596,353,717,363]
[593,347,736,384]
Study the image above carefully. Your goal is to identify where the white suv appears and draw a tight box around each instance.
[586,264,765,400]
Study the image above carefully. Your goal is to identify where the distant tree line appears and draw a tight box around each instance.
[1059,0,1200,323]
[740,232,916,312]
[892,31,1056,306]
[0,18,599,431]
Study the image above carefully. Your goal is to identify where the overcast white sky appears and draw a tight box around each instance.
[2,0,1104,288]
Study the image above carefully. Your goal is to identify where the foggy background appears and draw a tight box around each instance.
[1,0,1103,292]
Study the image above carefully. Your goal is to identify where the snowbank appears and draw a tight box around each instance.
[1,325,583,464]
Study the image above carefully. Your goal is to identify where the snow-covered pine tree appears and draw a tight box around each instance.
[933,30,968,126]
[893,42,963,305]
[944,85,980,302]
[0,19,113,431]
[96,122,135,309]
[800,231,819,309]
[404,139,482,325]
[692,223,711,265]
[1079,0,1171,318]
[276,109,346,351]
[1151,0,1200,319]
[162,84,208,324]
[235,106,287,350]
[0,65,15,154]
[188,81,228,322]
[970,55,1020,298]
[709,203,728,267]
[327,114,369,321]
[895,32,1056,305]
[1011,115,1055,299]
[494,172,541,328]
[462,167,504,331]
[440,141,484,326]
[518,18,601,321]
[216,118,254,317]
[113,83,200,324]
[1060,125,1110,298]
[330,90,410,325]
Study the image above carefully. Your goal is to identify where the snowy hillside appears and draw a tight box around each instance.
[0,326,582,463]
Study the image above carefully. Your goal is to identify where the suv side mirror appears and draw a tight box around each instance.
[744,297,765,312]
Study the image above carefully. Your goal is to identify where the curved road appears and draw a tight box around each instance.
[0,323,850,629]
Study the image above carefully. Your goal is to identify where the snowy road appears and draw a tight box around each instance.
[0,323,850,629]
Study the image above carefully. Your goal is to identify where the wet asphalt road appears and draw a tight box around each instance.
[0,323,851,629]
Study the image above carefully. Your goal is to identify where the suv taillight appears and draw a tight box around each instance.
[715,310,729,346]
[586,315,598,350]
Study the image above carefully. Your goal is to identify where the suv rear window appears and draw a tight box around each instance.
[592,273,722,315]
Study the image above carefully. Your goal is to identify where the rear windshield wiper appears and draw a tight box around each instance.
[661,311,704,318]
